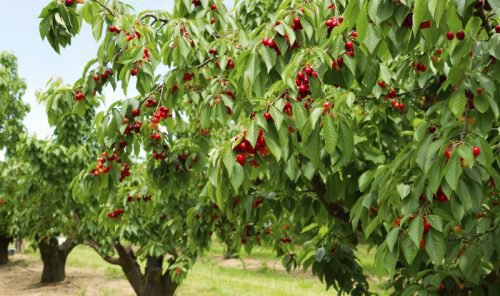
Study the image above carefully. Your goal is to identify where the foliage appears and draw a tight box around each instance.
[37,0,499,295]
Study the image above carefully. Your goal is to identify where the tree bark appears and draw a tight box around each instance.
[38,237,75,283]
[114,241,145,296]
[143,256,178,296]
[0,235,13,265]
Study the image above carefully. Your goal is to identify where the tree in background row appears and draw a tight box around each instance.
[0,52,29,265]
[39,0,499,295]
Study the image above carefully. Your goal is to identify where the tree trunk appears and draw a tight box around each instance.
[142,256,178,296]
[223,240,239,259]
[0,235,13,265]
[38,237,69,283]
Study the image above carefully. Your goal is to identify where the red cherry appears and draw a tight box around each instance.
[472,146,480,157]
[264,112,273,121]
[101,72,108,80]
[236,154,246,166]
[428,126,436,133]
[210,18,216,24]
[336,57,343,67]
[378,81,386,88]
[420,238,425,250]
[297,71,306,81]
[351,31,357,38]
[423,217,431,234]
[131,68,138,76]
[446,31,454,40]
[328,3,335,9]
[311,71,318,78]
[64,0,74,7]
[304,66,313,76]
[345,41,354,51]
[445,147,451,159]
[496,25,500,33]
[456,31,465,40]
[323,102,331,110]
[210,4,217,10]
[93,74,100,81]
[298,84,308,95]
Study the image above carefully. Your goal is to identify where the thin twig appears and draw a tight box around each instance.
[91,0,115,17]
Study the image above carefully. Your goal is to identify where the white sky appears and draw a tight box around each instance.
[1,0,234,140]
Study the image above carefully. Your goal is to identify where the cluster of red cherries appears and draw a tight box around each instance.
[90,153,111,176]
[107,208,125,219]
[295,64,317,98]
[127,194,152,203]
[234,129,269,167]
[446,31,466,41]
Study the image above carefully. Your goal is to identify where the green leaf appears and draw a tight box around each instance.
[449,90,467,118]
[402,237,418,264]
[397,184,411,199]
[230,163,244,190]
[259,46,275,73]
[426,215,443,232]
[413,0,429,34]
[338,119,354,162]
[425,231,446,264]
[223,148,235,176]
[387,227,400,253]
[444,152,462,191]
[363,25,380,54]
[409,216,423,248]
[323,115,338,154]
[428,0,445,25]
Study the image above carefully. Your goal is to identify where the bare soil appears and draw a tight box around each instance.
[0,254,133,296]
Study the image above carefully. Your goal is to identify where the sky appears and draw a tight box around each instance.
[0,0,234,140]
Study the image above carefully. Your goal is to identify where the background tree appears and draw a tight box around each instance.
[10,78,98,283]
[38,0,499,295]
[0,51,29,265]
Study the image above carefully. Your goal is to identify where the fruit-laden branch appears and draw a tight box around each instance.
[91,0,115,17]
[312,174,349,223]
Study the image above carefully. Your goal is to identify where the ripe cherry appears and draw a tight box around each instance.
[297,71,305,81]
[236,154,246,166]
[323,102,331,110]
[304,65,313,76]
[456,31,465,40]
[496,25,500,33]
[446,31,454,40]
[423,217,431,234]
[428,126,436,133]
[93,74,100,81]
[101,72,108,80]
[351,31,357,38]
[445,147,451,159]
[264,112,273,121]
[378,81,386,88]
[132,109,140,116]
[345,41,354,51]
[210,4,217,10]
[472,146,480,157]
[64,0,74,7]
[131,68,138,76]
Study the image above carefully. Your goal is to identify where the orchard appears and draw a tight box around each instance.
[0,0,499,295]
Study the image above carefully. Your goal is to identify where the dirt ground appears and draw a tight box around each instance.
[0,254,134,296]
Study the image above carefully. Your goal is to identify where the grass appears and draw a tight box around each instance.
[22,241,389,295]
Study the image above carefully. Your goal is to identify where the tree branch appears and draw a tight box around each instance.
[86,239,122,265]
[91,0,115,17]
[140,13,170,26]
[196,58,215,69]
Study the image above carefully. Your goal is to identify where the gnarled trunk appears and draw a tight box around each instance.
[109,241,178,296]
[38,237,75,283]
[0,235,13,265]
[143,256,178,296]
